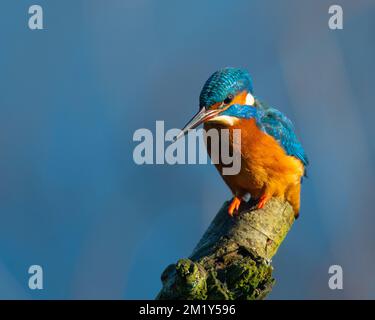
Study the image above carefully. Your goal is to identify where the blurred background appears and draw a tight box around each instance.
[0,0,374,299]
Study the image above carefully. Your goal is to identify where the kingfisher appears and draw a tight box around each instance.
[176,67,308,218]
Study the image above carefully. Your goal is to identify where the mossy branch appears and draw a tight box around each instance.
[156,198,295,300]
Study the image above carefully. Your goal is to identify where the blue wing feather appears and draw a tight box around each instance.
[256,101,309,168]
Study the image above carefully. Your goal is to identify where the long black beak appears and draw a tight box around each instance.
[174,107,221,141]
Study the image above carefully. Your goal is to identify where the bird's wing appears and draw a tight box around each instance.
[258,104,309,168]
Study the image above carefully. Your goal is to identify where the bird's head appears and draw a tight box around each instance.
[176,67,256,140]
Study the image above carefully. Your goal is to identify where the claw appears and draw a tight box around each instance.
[257,194,270,209]
[228,196,241,216]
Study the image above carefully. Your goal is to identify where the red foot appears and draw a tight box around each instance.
[228,196,241,216]
[257,194,270,209]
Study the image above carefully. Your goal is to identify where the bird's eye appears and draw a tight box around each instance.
[223,94,234,105]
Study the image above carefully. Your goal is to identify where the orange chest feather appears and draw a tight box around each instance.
[205,118,304,183]
[238,118,303,175]
[204,117,303,213]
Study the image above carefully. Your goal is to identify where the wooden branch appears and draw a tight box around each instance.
[156,198,295,300]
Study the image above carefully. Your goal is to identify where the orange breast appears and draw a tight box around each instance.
[204,118,304,213]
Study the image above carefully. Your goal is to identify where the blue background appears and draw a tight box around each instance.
[0,0,374,299]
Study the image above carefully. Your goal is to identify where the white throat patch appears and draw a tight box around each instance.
[208,115,238,126]
[245,92,255,106]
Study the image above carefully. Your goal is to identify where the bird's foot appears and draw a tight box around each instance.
[228,196,241,216]
[257,194,270,210]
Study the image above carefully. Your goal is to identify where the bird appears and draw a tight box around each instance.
[176,67,308,218]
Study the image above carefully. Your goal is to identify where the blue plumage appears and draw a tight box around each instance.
[199,68,253,108]
[258,105,309,168]
[222,102,309,168]
[221,104,260,120]
[179,67,308,216]
[199,67,309,168]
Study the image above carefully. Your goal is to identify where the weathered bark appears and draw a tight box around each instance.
[156,198,295,300]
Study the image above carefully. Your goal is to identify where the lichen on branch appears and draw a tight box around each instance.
[156,198,295,300]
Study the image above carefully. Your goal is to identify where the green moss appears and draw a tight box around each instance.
[206,270,233,300]
[174,259,208,300]
[225,257,274,300]
[156,199,294,300]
